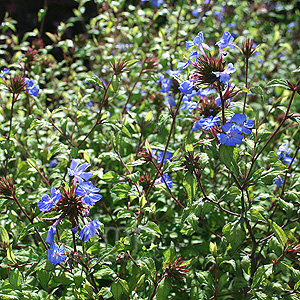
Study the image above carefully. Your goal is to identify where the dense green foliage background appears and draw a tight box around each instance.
[1,0,300,299]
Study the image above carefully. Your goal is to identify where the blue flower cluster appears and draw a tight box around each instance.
[217,114,254,146]
[277,143,293,165]
[38,159,102,265]
[175,31,236,115]
[152,150,173,189]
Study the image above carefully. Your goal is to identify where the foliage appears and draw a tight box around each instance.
[1,0,300,299]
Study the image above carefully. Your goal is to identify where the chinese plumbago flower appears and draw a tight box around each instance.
[24,78,40,96]
[275,176,284,187]
[216,32,235,50]
[152,150,173,164]
[68,159,93,184]
[47,243,67,265]
[76,181,102,206]
[165,94,176,108]
[0,68,10,78]
[198,88,216,97]
[178,80,194,95]
[231,114,254,134]
[78,219,101,242]
[277,143,293,165]
[38,187,62,212]
[177,51,198,69]
[38,159,103,264]
[217,122,243,146]
[212,63,236,85]
[166,69,182,76]
[192,115,220,131]
[155,173,173,189]
[186,31,212,57]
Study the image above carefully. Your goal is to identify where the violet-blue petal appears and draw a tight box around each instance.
[78,219,100,242]
[46,226,56,243]
[47,243,66,265]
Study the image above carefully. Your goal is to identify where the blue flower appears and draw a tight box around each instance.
[215,97,232,107]
[68,159,93,184]
[46,225,57,243]
[155,173,173,189]
[0,68,10,77]
[177,51,198,69]
[160,78,172,93]
[192,9,202,20]
[277,143,291,159]
[277,143,293,164]
[192,115,220,131]
[151,0,164,7]
[76,182,102,206]
[216,32,235,49]
[275,176,284,187]
[49,159,58,168]
[166,69,182,76]
[212,63,236,85]
[181,100,198,114]
[47,243,66,265]
[186,32,211,51]
[197,88,216,97]
[231,114,254,135]
[156,151,172,164]
[78,219,100,242]
[165,94,176,108]
[178,80,194,95]
[217,122,243,146]
[38,187,61,212]
[24,78,40,96]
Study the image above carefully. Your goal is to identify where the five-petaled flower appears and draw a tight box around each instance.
[192,115,220,131]
[212,63,236,85]
[68,159,93,184]
[38,187,61,211]
[178,80,194,95]
[47,243,67,265]
[78,219,101,242]
[76,181,102,206]
[277,143,293,165]
[24,78,40,96]
[217,122,243,146]
[231,114,254,134]
[216,32,235,49]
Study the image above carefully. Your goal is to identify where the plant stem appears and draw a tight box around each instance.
[145,94,184,198]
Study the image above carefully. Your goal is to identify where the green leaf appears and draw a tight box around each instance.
[138,257,156,281]
[7,245,17,263]
[219,145,240,176]
[156,277,171,300]
[145,111,153,122]
[265,79,291,90]
[183,173,197,204]
[111,182,131,198]
[268,219,287,248]
[139,194,147,208]
[222,220,246,252]
[164,242,176,265]
[111,279,129,300]
[0,226,9,248]
[85,75,105,89]
[37,269,50,290]
[252,264,273,288]
[147,221,162,236]
[121,125,131,138]
[249,209,266,223]
[9,269,22,290]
